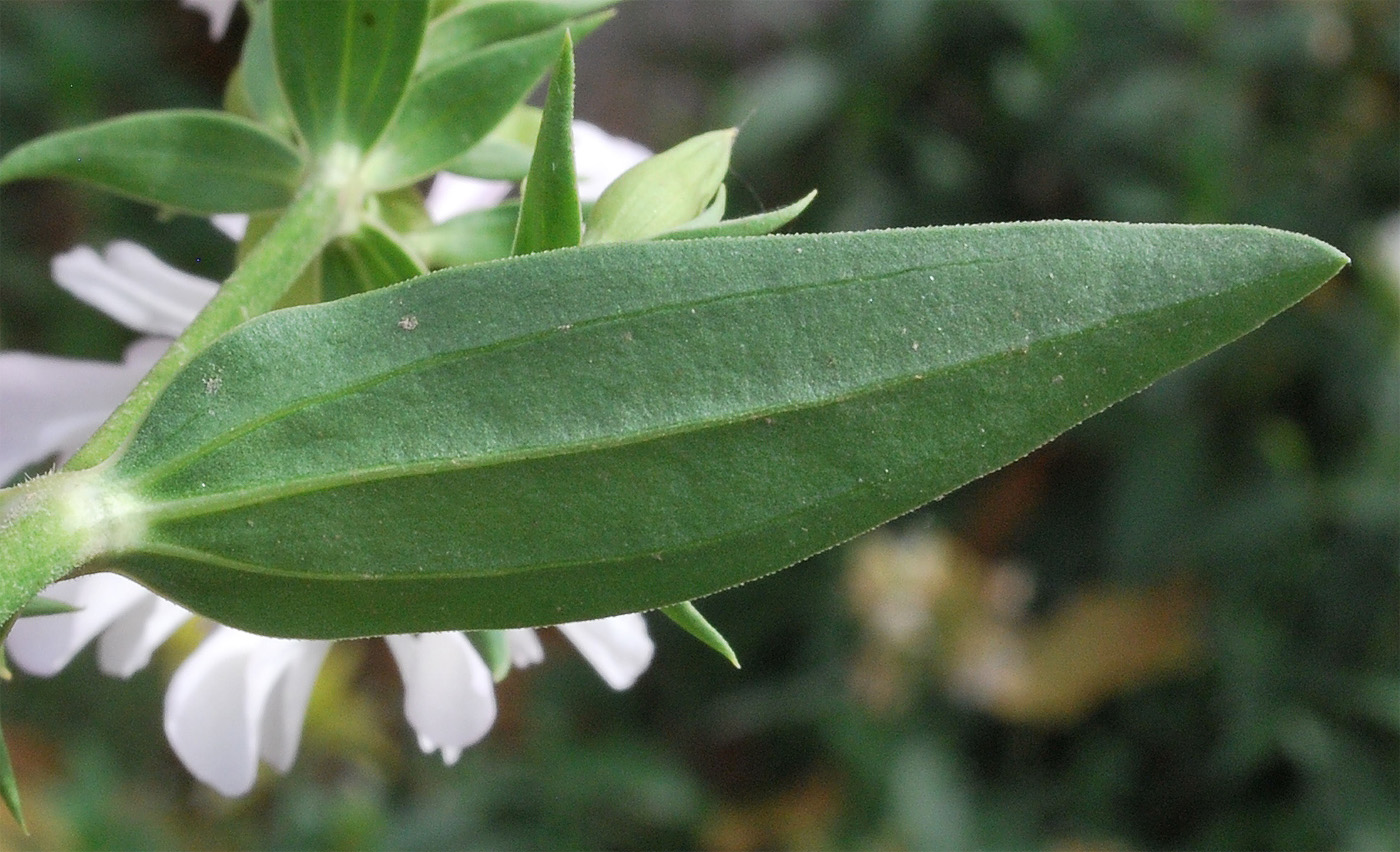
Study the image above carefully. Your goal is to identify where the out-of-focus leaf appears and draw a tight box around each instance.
[660,190,817,240]
[513,34,580,255]
[442,106,542,180]
[469,630,513,682]
[0,708,23,832]
[419,0,615,73]
[0,110,303,214]
[321,223,427,300]
[76,223,1345,638]
[406,204,520,268]
[361,13,609,190]
[270,0,429,154]
[224,2,294,140]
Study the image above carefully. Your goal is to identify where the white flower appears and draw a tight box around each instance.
[1,128,659,792]
[384,632,497,766]
[163,627,331,797]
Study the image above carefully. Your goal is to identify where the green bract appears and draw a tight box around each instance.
[9,223,1343,639]
[513,34,581,256]
[583,128,736,244]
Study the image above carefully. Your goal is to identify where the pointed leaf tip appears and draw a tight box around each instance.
[661,602,740,668]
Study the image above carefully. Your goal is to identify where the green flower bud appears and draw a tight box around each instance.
[582,128,736,244]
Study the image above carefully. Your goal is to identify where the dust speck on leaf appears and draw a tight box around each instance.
[202,376,222,395]
[398,315,419,331]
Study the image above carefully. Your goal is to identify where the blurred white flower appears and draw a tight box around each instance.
[1,126,658,792]
[572,120,653,201]
[1376,212,1400,305]
[179,0,238,41]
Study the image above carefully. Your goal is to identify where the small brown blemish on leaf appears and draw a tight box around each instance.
[398,314,419,331]
[622,330,634,342]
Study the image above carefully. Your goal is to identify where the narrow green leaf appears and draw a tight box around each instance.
[419,0,615,73]
[660,190,817,240]
[270,0,429,154]
[85,224,1343,637]
[661,602,740,668]
[361,12,610,191]
[15,597,81,618]
[0,711,23,833]
[0,110,303,215]
[583,129,735,245]
[322,223,428,300]
[406,204,520,268]
[513,33,580,256]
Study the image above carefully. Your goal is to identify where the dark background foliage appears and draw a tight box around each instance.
[1,1,1396,849]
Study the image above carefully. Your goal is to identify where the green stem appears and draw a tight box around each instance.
[65,179,344,470]
[0,469,111,627]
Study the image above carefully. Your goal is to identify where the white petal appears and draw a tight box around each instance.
[164,629,329,797]
[6,574,167,677]
[179,0,238,40]
[558,613,654,691]
[504,628,545,669]
[210,213,249,241]
[51,242,217,337]
[258,640,332,772]
[385,632,496,765]
[96,593,193,678]
[423,174,513,223]
[572,120,652,203]
[0,339,166,482]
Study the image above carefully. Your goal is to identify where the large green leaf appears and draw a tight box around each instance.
[90,224,1344,638]
[361,13,609,190]
[0,110,303,215]
[270,0,429,155]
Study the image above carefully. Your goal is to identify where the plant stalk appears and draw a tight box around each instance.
[65,179,344,470]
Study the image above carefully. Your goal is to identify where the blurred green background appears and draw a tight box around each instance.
[1,1,1396,849]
